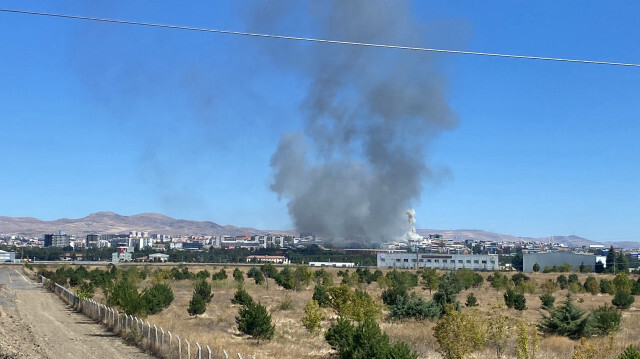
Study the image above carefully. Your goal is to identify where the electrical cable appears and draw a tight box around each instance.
[1,8,639,68]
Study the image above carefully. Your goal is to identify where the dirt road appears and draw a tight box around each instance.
[0,266,153,359]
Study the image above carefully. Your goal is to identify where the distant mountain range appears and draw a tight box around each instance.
[0,212,638,249]
[0,212,291,238]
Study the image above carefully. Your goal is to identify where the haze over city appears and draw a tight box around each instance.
[1,1,639,243]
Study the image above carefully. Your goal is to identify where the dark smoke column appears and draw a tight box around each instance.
[264,0,458,244]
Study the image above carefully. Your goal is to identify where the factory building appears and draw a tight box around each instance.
[377,252,499,271]
[523,252,596,273]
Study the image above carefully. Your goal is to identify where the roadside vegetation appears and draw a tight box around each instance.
[28,262,640,359]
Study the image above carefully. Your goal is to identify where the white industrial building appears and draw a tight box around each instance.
[377,252,499,271]
[0,250,16,262]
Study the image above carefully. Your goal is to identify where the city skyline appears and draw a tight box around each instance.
[1,1,639,243]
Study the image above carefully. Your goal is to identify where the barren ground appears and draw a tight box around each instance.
[0,265,152,359]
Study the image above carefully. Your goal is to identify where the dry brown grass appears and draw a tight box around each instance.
[42,265,640,358]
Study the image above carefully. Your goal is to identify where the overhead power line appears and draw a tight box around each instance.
[2,8,640,68]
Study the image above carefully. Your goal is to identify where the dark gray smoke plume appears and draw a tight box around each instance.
[254,0,458,242]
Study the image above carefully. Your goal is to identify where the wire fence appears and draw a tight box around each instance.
[38,272,255,359]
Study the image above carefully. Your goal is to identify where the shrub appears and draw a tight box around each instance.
[465,293,478,307]
[617,345,640,359]
[187,292,206,317]
[539,293,555,310]
[212,269,228,281]
[434,306,486,359]
[301,299,324,333]
[390,293,441,320]
[420,268,440,294]
[584,276,600,295]
[601,278,614,294]
[539,294,591,339]
[612,291,634,310]
[381,285,409,306]
[143,283,174,315]
[193,279,213,303]
[591,304,622,335]
[488,271,509,291]
[504,289,526,310]
[236,301,275,342]
[231,287,254,306]
[325,316,417,359]
[278,295,294,311]
[195,269,210,279]
[232,268,243,282]
[456,269,483,290]
[556,275,568,289]
[313,285,330,308]
[313,268,334,286]
[327,284,382,322]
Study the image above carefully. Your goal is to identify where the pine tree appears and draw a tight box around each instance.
[231,287,254,306]
[617,345,640,359]
[193,279,213,303]
[187,292,206,317]
[606,246,616,273]
[233,268,244,282]
[539,294,592,339]
[236,301,275,342]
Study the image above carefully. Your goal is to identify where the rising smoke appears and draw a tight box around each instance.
[252,0,459,243]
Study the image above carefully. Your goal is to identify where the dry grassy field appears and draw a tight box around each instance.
[64,265,640,358]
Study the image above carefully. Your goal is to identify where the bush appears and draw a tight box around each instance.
[301,299,324,333]
[212,269,228,281]
[601,278,614,294]
[232,268,244,282]
[465,293,478,307]
[591,304,622,335]
[193,279,213,303]
[313,268,334,286]
[539,294,591,339]
[231,287,254,306]
[504,289,526,311]
[390,293,441,321]
[539,293,555,310]
[382,285,409,306]
[313,285,331,308]
[143,283,174,315]
[328,284,382,322]
[556,275,568,289]
[187,291,206,316]
[612,291,635,310]
[325,316,417,359]
[584,276,600,295]
[247,268,265,285]
[434,306,486,359]
[617,345,640,359]
[236,301,275,342]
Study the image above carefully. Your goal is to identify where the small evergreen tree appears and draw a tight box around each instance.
[187,292,206,317]
[617,345,640,359]
[539,293,555,310]
[421,268,440,294]
[233,268,244,282]
[533,263,540,272]
[612,291,634,310]
[591,304,622,335]
[231,287,254,306]
[465,292,478,307]
[539,294,592,339]
[143,283,174,315]
[236,301,275,342]
[193,279,213,303]
[313,285,331,308]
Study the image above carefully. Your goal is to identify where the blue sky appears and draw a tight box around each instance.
[1,1,639,242]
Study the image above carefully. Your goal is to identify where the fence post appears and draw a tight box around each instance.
[196,342,201,359]
[177,336,182,359]
[161,327,165,347]
[206,345,211,359]
[147,321,151,341]
[185,339,191,359]
[237,354,243,359]
[154,325,158,348]
[223,349,229,359]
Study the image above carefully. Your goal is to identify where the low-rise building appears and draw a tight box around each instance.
[0,250,16,262]
[112,246,133,263]
[377,252,499,271]
[246,255,289,264]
